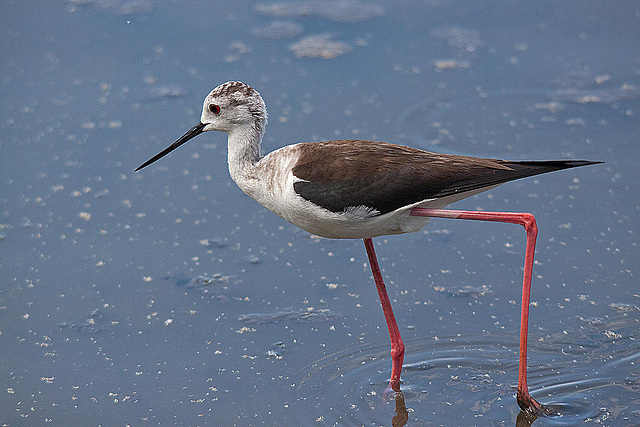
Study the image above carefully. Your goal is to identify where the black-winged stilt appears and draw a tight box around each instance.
[136,81,601,415]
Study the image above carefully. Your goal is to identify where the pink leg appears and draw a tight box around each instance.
[410,208,551,416]
[363,238,404,393]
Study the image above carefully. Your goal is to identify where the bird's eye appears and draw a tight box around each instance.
[209,104,221,115]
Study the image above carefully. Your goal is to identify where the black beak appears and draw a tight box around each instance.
[135,122,206,171]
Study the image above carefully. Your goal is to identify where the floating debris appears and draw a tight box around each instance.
[553,84,638,104]
[555,69,613,89]
[289,34,351,59]
[147,85,187,100]
[267,341,286,359]
[624,377,640,391]
[553,69,638,104]
[533,101,565,113]
[610,302,640,312]
[244,255,262,264]
[256,0,384,23]
[580,317,606,327]
[167,272,233,290]
[230,41,251,54]
[433,59,470,70]
[224,41,252,63]
[252,21,303,40]
[58,308,114,333]
[239,307,340,324]
[450,372,514,395]
[57,321,103,333]
[71,0,153,15]
[603,330,622,340]
[200,236,229,249]
[430,27,483,52]
[433,284,492,297]
[78,211,92,221]
[192,273,232,286]
[114,0,152,14]
[403,361,433,371]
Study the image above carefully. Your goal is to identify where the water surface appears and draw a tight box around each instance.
[1,1,638,425]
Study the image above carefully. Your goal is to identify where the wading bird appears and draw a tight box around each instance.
[136,81,601,415]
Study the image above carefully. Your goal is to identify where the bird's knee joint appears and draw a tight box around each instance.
[391,343,405,359]
[521,213,537,232]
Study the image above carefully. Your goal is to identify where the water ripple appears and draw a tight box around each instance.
[293,311,638,425]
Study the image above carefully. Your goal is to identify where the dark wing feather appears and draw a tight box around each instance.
[292,140,601,215]
[428,160,601,199]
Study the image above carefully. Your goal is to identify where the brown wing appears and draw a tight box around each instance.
[292,140,599,215]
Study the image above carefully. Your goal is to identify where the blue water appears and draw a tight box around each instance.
[1,1,638,425]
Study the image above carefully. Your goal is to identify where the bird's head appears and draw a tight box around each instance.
[135,81,267,172]
[201,81,267,134]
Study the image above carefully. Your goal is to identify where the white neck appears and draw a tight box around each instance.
[226,124,264,186]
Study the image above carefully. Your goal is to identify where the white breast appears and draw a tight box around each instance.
[232,144,497,239]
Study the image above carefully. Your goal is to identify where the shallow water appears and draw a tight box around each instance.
[1,1,639,425]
